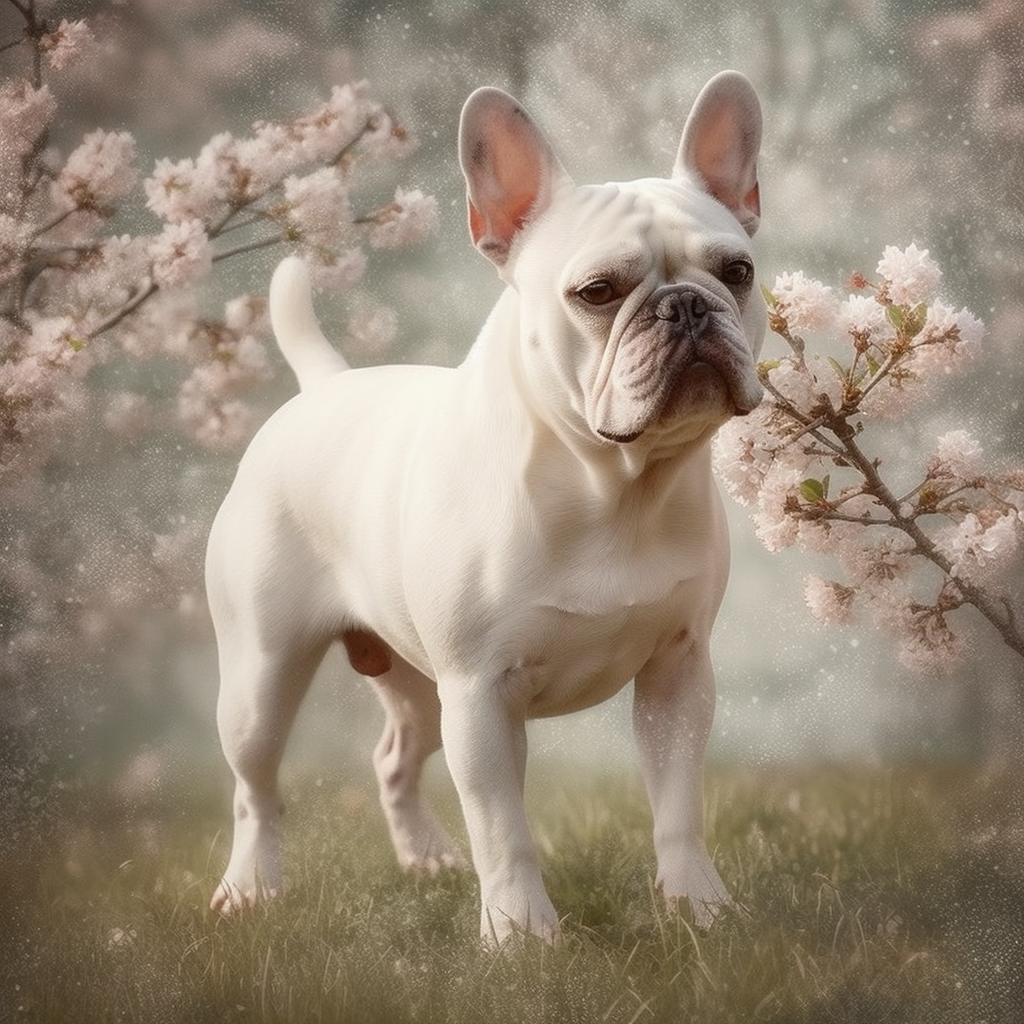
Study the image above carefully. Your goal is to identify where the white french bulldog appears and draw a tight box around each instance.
[207,70,765,943]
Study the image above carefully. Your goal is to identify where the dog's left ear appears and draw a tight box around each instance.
[675,71,762,236]
[459,88,571,267]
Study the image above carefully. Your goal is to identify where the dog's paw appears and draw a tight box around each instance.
[394,829,470,876]
[661,849,735,929]
[387,810,469,876]
[209,878,280,915]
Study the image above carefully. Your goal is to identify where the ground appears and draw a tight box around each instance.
[2,760,1023,1023]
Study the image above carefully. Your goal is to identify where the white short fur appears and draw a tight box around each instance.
[207,70,766,943]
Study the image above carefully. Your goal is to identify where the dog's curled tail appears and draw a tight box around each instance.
[269,256,350,391]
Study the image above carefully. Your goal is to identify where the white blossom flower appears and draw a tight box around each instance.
[804,575,856,625]
[148,220,213,289]
[367,187,438,249]
[770,271,838,332]
[875,243,942,306]
[935,511,1022,582]
[55,130,138,211]
[839,293,890,338]
[930,429,983,481]
[910,301,983,377]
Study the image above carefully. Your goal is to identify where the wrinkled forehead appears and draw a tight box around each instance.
[525,179,752,286]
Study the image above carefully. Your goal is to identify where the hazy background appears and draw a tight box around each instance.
[3,0,1023,826]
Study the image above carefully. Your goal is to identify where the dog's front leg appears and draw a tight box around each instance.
[633,636,733,927]
[438,680,559,945]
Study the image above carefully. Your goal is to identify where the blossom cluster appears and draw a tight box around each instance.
[714,244,1024,673]
[1,3,437,681]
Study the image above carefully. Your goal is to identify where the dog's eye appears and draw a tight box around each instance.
[722,260,753,287]
[576,280,617,305]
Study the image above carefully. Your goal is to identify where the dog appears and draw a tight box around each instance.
[206,70,765,944]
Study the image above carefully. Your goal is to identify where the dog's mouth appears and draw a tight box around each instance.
[591,284,763,443]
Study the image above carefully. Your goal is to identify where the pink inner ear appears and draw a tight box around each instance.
[470,125,544,249]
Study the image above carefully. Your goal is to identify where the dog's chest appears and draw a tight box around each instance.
[488,522,718,716]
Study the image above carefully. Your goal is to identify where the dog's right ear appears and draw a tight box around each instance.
[459,88,571,268]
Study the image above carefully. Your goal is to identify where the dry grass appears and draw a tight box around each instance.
[3,761,1023,1023]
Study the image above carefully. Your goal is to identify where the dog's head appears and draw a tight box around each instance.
[459,71,766,448]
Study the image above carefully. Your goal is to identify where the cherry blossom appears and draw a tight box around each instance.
[770,270,838,333]
[0,1,438,691]
[803,576,855,626]
[40,18,95,71]
[148,219,213,289]
[716,247,1024,673]
[366,187,440,250]
[875,242,942,305]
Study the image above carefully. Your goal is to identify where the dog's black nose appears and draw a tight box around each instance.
[654,288,710,329]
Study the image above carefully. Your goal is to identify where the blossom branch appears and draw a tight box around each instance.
[716,247,1023,673]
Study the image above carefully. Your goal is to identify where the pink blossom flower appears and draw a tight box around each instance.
[145,157,222,223]
[27,316,87,372]
[40,18,95,71]
[875,243,942,306]
[803,575,856,625]
[712,405,777,505]
[148,220,213,289]
[769,354,843,410]
[751,464,803,552]
[224,295,268,335]
[237,121,305,193]
[346,301,398,360]
[770,271,838,332]
[307,247,367,291]
[367,187,438,249]
[0,80,56,158]
[935,511,1022,583]
[292,81,376,163]
[283,168,352,247]
[55,130,138,212]
[930,429,983,481]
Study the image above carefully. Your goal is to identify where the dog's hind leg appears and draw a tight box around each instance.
[210,614,329,913]
[366,653,467,874]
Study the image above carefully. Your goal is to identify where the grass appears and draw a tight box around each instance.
[3,760,1024,1023]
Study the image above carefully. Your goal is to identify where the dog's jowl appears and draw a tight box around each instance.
[206,71,765,944]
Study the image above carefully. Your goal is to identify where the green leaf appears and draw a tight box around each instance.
[760,283,778,308]
[886,304,905,330]
[866,354,881,376]
[903,302,928,338]
[827,356,848,380]
[757,358,781,374]
[799,478,826,503]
